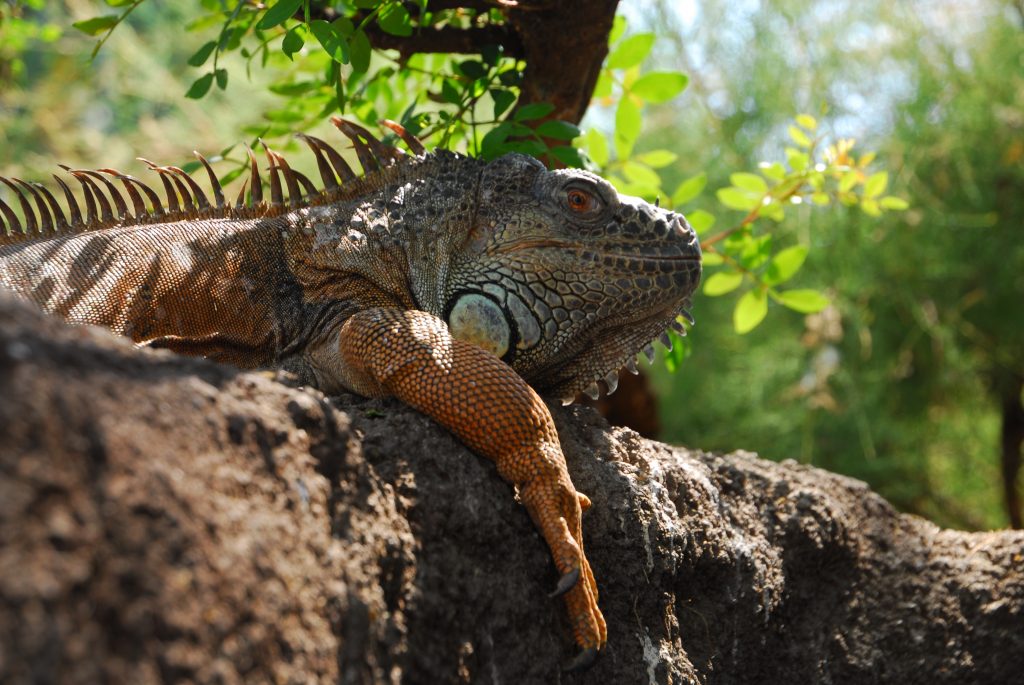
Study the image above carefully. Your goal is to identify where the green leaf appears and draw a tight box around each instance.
[860,198,881,216]
[734,288,768,334]
[773,288,829,313]
[672,172,706,206]
[459,60,486,80]
[703,271,743,296]
[214,68,228,89]
[717,187,760,212]
[491,89,516,119]
[630,71,688,103]
[72,15,119,36]
[686,209,715,234]
[608,14,627,44]
[536,120,581,140]
[759,162,785,181]
[636,150,677,168]
[349,29,371,72]
[786,148,809,172]
[187,41,217,67]
[864,171,888,198]
[614,96,641,159]
[796,114,817,130]
[839,170,859,192]
[378,3,413,36]
[550,146,585,169]
[282,27,304,59]
[593,70,613,99]
[701,251,724,266]
[606,33,655,70]
[309,20,348,63]
[622,161,660,187]
[185,72,214,99]
[441,78,462,105]
[880,195,909,210]
[514,102,555,122]
[788,125,812,147]
[584,129,609,168]
[730,172,768,194]
[762,245,808,286]
[257,0,302,30]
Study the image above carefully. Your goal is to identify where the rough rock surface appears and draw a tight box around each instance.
[1,291,1022,684]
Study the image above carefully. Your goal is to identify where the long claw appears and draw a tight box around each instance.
[549,566,580,599]
[563,647,599,672]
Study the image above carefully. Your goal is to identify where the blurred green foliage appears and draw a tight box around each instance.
[636,0,1023,530]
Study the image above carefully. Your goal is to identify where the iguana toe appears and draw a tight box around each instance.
[549,565,581,598]
[563,646,599,672]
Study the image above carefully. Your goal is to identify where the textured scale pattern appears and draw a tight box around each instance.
[0,119,701,667]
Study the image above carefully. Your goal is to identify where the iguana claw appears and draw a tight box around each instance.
[563,647,599,672]
[549,566,580,598]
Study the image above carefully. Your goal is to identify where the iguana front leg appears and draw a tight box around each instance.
[335,307,607,666]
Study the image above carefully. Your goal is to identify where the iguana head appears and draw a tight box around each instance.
[441,153,702,402]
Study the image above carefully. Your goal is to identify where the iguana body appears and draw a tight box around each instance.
[0,118,701,668]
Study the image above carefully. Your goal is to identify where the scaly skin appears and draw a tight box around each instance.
[0,120,701,664]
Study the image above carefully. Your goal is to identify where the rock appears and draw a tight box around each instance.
[1,291,1022,684]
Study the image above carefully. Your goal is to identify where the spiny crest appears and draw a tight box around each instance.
[0,117,426,245]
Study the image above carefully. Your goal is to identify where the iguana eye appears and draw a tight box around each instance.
[565,187,600,214]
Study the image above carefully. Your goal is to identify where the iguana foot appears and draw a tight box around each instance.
[564,647,599,672]
[549,565,581,598]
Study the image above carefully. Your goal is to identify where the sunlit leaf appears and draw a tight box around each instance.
[379,3,413,36]
[860,199,881,216]
[811,192,829,205]
[734,288,768,334]
[730,172,768,194]
[630,71,688,103]
[701,251,724,266]
[796,114,817,130]
[880,195,909,210]
[789,125,812,147]
[704,271,743,296]
[672,171,706,206]
[623,161,660,187]
[606,33,655,70]
[759,161,785,181]
[717,187,759,211]
[864,171,888,198]
[839,170,859,192]
[686,209,715,234]
[614,96,641,159]
[637,149,678,168]
[584,128,609,168]
[773,288,829,313]
[762,245,808,286]
[786,147,809,172]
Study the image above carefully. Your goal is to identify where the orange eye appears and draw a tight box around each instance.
[566,188,597,213]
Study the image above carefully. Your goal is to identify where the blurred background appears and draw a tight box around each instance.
[1,0,1021,530]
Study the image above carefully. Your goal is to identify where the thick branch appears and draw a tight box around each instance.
[363,23,523,59]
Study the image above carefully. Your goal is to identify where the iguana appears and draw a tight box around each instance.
[0,118,701,670]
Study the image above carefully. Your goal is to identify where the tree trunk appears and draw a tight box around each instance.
[1000,375,1024,528]
[1,292,1022,685]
